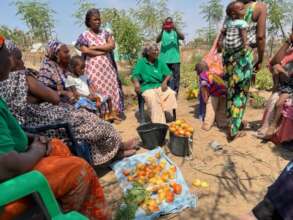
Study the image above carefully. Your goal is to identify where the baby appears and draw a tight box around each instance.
[218,1,248,52]
[195,61,227,131]
[66,55,118,121]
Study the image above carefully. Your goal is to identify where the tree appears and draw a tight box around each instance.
[13,0,55,43]
[101,9,142,63]
[0,26,31,49]
[73,0,95,26]
[263,0,293,56]
[200,0,223,45]
[133,0,184,40]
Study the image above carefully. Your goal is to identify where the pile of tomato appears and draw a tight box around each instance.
[122,152,183,213]
[169,119,194,138]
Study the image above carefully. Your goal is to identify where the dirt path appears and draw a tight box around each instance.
[100,89,292,220]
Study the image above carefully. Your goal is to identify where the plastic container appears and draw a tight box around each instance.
[137,123,168,149]
[168,132,193,157]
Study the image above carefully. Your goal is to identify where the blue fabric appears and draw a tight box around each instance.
[111,148,197,220]
[74,97,97,111]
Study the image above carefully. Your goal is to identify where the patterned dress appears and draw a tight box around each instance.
[76,30,122,113]
[0,70,121,165]
[223,3,256,137]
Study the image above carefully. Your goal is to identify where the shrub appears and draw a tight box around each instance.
[255,68,273,91]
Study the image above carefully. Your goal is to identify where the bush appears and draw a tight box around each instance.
[249,92,266,109]
[255,68,273,91]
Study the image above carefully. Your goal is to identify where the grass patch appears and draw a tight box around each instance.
[255,68,273,91]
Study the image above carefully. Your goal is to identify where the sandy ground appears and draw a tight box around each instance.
[98,88,293,220]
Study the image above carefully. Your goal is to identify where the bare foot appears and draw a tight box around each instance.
[227,131,246,142]
[263,126,276,140]
[122,138,140,150]
[201,123,211,131]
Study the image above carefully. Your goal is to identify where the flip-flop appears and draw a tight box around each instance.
[252,131,266,139]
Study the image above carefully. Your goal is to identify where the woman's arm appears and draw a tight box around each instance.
[161,75,171,92]
[174,27,185,41]
[254,2,267,70]
[156,28,164,43]
[132,79,141,94]
[27,75,60,105]
[0,137,46,182]
[79,46,107,57]
[270,33,293,65]
[87,35,115,52]
[240,29,248,49]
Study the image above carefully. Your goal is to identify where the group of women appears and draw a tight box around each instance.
[0,0,293,220]
[0,8,137,220]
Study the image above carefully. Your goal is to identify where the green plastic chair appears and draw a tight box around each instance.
[0,171,88,220]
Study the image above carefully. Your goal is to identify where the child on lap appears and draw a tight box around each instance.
[66,55,119,121]
[195,61,227,131]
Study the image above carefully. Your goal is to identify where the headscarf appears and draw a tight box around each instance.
[5,39,18,54]
[46,40,64,60]
[0,35,5,49]
[142,42,159,58]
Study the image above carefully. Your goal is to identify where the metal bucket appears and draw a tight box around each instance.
[168,132,193,157]
[137,123,168,149]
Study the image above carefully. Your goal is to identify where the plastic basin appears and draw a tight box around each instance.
[168,132,192,157]
[137,123,168,149]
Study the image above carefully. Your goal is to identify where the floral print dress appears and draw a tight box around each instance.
[0,70,121,165]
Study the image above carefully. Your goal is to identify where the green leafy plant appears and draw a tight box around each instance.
[115,183,149,220]
[255,68,273,91]
[249,93,266,109]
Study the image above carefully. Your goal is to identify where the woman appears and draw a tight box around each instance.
[0,37,109,220]
[256,33,293,140]
[0,38,137,166]
[131,43,177,124]
[75,8,124,119]
[222,0,267,141]
[38,40,75,103]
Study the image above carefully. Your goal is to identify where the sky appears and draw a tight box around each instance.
[0,0,231,43]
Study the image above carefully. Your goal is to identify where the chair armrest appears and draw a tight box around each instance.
[0,171,61,218]
[23,123,78,155]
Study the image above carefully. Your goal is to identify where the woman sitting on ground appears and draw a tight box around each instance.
[0,37,138,166]
[131,43,177,124]
[0,37,110,220]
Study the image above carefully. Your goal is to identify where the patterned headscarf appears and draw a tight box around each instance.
[142,42,159,58]
[5,39,18,54]
[46,40,64,60]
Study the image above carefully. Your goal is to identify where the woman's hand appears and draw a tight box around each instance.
[30,136,47,157]
[63,91,76,103]
[133,81,141,94]
[161,82,168,92]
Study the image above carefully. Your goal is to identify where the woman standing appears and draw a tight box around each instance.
[223,0,267,141]
[75,8,124,119]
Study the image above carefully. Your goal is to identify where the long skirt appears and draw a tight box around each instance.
[223,49,254,137]
[0,139,109,220]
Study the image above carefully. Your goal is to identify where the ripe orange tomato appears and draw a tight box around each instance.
[165,191,174,203]
[123,169,130,176]
[172,183,182,194]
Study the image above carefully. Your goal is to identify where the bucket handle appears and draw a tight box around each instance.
[185,137,193,161]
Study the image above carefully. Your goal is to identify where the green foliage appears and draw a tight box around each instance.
[73,0,95,26]
[115,183,148,220]
[102,9,142,62]
[132,0,184,41]
[13,0,55,42]
[0,26,31,49]
[200,0,223,45]
[255,68,273,91]
[250,93,266,109]
[119,71,132,86]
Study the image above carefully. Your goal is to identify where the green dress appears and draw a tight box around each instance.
[0,98,28,155]
[223,4,256,138]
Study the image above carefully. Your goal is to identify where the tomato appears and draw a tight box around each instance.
[123,169,130,176]
[165,191,174,203]
[172,183,182,194]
